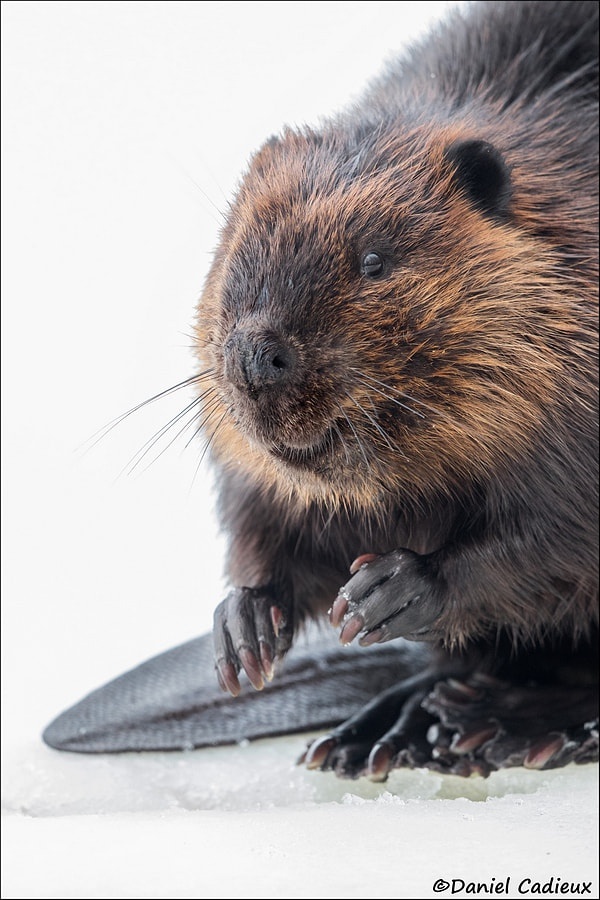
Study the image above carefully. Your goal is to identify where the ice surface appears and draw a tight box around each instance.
[3,733,598,818]
[3,737,598,899]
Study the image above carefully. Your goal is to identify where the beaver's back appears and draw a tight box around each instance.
[364,1,598,112]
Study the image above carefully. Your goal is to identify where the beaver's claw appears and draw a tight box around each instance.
[330,549,444,645]
[213,587,293,695]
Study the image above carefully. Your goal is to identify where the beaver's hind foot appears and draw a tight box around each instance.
[299,673,599,780]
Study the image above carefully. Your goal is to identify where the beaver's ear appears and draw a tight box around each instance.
[445,139,511,219]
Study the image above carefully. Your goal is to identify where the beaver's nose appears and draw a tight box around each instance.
[224,329,297,393]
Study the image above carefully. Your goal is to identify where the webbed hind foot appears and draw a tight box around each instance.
[300,671,598,780]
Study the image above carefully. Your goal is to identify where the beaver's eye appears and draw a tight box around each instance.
[361,251,384,278]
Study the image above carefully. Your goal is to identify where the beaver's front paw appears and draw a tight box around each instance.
[213,587,293,695]
[330,550,443,645]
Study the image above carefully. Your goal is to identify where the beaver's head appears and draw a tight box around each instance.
[195,122,577,511]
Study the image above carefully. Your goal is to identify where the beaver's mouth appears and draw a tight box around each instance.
[268,425,341,469]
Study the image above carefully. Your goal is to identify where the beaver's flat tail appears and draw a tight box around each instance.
[42,626,429,753]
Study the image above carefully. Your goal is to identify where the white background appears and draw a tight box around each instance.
[2,2,598,898]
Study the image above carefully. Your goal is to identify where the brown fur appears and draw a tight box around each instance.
[194,2,597,684]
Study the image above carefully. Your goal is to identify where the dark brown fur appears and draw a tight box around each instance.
[194,1,598,776]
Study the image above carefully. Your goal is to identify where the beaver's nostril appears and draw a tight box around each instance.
[224,330,297,392]
[271,353,287,370]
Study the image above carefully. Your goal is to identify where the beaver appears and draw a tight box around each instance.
[194,0,599,778]
[42,0,598,778]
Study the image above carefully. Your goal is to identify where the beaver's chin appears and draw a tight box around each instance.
[265,427,374,495]
[232,406,342,473]
[230,417,388,505]
[233,408,378,495]
[268,427,338,469]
